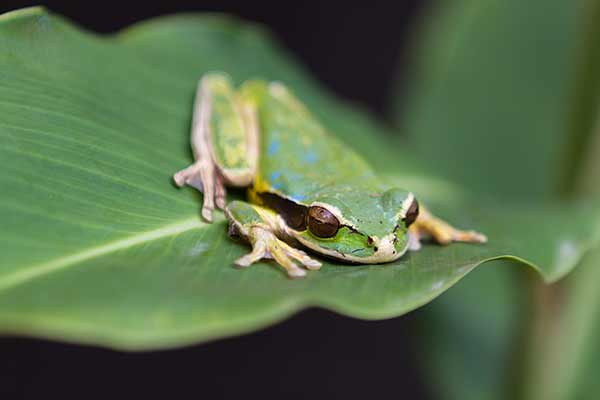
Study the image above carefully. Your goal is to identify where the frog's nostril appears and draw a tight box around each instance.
[367,236,374,246]
[373,246,379,252]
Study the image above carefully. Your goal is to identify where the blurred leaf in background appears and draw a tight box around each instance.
[526,1,600,399]
[416,265,526,400]
[537,247,600,400]
[564,0,600,197]
[392,0,600,399]
[395,0,579,199]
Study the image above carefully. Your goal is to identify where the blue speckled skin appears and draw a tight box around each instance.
[234,78,411,254]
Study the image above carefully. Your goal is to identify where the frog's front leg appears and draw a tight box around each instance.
[408,205,487,250]
[226,201,322,278]
[173,73,258,221]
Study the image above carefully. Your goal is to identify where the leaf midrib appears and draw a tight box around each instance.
[0,216,207,293]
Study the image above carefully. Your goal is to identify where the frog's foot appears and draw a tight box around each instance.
[173,160,226,222]
[409,206,487,250]
[234,225,322,278]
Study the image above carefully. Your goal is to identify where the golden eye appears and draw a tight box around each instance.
[404,198,419,227]
[307,206,340,238]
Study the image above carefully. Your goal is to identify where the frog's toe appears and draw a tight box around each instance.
[407,231,422,251]
[453,230,488,244]
[286,267,307,278]
[234,239,268,267]
[173,161,228,222]
[283,245,322,271]
[173,164,201,189]
[234,226,315,278]
[410,206,487,246]
[261,235,308,278]
[215,178,227,210]
[430,224,487,245]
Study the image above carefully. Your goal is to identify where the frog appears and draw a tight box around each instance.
[173,72,486,278]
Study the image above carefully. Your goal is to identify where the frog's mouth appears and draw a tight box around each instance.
[293,232,409,264]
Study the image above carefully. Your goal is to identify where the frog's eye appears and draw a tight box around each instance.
[307,206,340,238]
[404,198,419,227]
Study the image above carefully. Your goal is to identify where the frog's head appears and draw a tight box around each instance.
[279,186,419,263]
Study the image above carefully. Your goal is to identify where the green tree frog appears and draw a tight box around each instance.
[174,73,486,278]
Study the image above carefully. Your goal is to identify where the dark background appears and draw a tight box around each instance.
[0,1,431,399]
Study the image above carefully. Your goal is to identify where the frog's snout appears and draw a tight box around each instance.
[370,234,403,262]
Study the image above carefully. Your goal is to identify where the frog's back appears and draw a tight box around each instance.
[252,82,379,202]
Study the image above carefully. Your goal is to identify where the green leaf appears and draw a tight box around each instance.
[1,7,599,349]
[390,0,590,398]
[395,0,580,199]
[521,2,600,398]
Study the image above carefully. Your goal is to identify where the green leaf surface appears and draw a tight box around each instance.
[391,0,590,398]
[1,7,599,349]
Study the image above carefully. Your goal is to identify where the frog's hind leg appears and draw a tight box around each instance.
[408,205,487,250]
[173,73,259,221]
[226,200,322,278]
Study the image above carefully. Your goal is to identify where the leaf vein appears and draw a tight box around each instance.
[0,217,206,293]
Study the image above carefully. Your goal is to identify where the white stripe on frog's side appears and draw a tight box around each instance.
[264,196,411,263]
[292,231,409,264]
